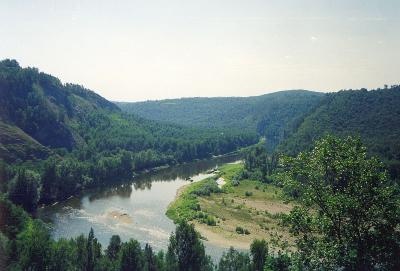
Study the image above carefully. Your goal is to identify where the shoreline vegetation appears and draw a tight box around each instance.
[166,162,294,250]
[37,150,244,209]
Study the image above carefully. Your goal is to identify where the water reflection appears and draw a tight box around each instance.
[86,153,241,201]
[37,154,242,261]
[88,183,133,202]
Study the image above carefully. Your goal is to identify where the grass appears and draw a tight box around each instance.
[166,177,219,223]
[167,162,294,248]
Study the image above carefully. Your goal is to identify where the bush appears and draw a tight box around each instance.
[232,179,240,186]
[245,191,253,197]
[236,226,244,234]
[235,226,250,234]
[206,216,216,226]
[192,179,221,196]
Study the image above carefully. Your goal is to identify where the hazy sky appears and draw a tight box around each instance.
[1,1,399,101]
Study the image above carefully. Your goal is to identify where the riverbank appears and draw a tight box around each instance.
[37,154,244,259]
[166,162,294,250]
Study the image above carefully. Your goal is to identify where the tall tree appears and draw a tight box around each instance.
[167,222,213,271]
[218,247,251,271]
[15,220,51,270]
[107,235,121,261]
[86,228,95,271]
[41,158,57,204]
[8,169,40,211]
[250,239,268,271]
[119,239,143,271]
[144,243,157,271]
[280,135,400,270]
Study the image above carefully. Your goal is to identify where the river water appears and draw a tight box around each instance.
[37,154,242,261]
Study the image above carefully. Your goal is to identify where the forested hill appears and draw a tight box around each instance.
[118,86,400,177]
[0,59,119,161]
[279,86,400,177]
[0,59,256,163]
[117,90,324,150]
[0,59,257,206]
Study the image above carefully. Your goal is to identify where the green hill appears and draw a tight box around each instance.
[117,90,324,150]
[0,59,256,164]
[117,86,400,178]
[0,59,257,204]
[280,87,400,177]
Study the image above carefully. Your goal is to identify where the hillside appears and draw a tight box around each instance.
[117,90,324,150]
[280,86,400,177]
[117,86,400,178]
[0,59,119,157]
[0,59,257,204]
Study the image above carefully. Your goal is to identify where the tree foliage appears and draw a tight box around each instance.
[280,135,400,270]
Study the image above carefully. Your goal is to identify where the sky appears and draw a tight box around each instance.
[1,0,399,101]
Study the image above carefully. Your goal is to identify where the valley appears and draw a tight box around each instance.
[0,60,399,270]
[36,154,243,261]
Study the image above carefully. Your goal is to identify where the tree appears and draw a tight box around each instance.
[15,219,51,270]
[250,239,268,271]
[41,158,57,204]
[49,238,75,271]
[87,228,96,271]
[107,235,121,261]
[76,234,88,270]
[144,243,157,271]
[167,222,213,271]
[264,252,291,271]
[218,247,251,271]
[280,135,400,270]
[8,169,40,211]
[119,239,143,271]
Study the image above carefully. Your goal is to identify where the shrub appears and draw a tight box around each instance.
[245,191,253,197]
[206,216,216,226]
[232,179,240,186]
[236,226,244,234]
[192,179,221,196]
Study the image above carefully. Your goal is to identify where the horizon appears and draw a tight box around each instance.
[3,57,395,103]
[1,0,399,101]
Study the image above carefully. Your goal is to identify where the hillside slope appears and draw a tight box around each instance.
[0,59,258,204]
[117,86,400,178]
[279,87,400,176]
[0,59,119,158]
[117,90,324,150]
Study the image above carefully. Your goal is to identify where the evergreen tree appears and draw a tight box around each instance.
[218,247,251,271]
[250,239,268,271]
[119,239,143,271]
[8,169,40,212]
[167,222,213,271]
[107,235,121,261]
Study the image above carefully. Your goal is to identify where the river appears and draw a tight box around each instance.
[36,154,242,261]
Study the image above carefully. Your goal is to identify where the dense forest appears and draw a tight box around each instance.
[279,86,400,179]
[0,59,257,207]
[0,195,291,271]
[117,91,324,151]
[1,59,399,270]
[119,86,400,179]
[1,136,399,270]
